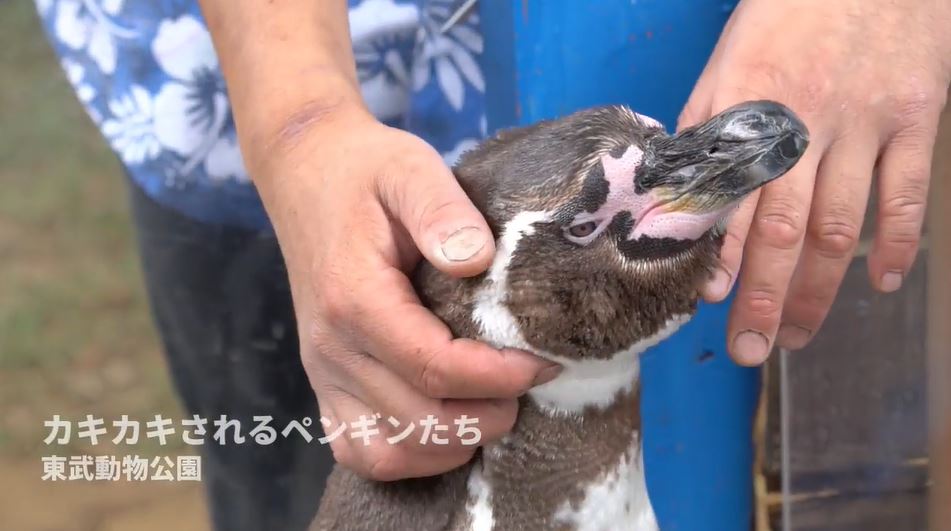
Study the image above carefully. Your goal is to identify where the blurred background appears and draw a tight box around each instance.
[0,2,209,529]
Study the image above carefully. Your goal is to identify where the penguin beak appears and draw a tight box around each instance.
[630,101,809,240]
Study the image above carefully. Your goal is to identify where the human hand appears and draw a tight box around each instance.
[198,0,557,481]
[679,0,951,365]
[249,104,560,480]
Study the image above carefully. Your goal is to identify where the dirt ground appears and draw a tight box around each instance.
[1,3,208,529]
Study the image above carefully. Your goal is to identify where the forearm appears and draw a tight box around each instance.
[198,0,366,170]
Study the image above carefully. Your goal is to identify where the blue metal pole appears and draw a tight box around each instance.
[479,1,759,529]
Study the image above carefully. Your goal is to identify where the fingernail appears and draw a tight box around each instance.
[881,270,903,293]
[776,324,812,350]
[732,330,770,365]
[532,364,563,386]
[704,267,733,300]
[440,226,487,262]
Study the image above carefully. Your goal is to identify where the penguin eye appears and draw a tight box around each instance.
[567,221,599,239]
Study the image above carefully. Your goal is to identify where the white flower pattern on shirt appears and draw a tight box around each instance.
[101,85,161,165]
[35,0,486,228]
[413,0,484,110]
[53,0,135,74]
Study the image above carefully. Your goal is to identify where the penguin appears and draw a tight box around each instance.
[310,100,809,531]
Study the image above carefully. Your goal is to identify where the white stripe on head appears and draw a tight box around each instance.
[472,210,551,350]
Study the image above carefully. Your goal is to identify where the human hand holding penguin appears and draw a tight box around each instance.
[207,0,561,483]
[250,105,564,482]
[310,101,809,530]
[679,0,951,365]
[215,0,950,487]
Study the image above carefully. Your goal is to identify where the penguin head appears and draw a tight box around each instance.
[454,101,809,359]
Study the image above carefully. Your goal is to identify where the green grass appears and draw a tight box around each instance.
[0,1,183,457]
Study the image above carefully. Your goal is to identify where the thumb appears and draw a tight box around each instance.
[379,143,495,277]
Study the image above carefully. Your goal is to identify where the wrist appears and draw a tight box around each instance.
[197,0,371,179]
[236,76,373,175]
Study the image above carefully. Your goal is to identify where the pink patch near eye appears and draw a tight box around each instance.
[579,147,653,226]
[575,144,724,244]
[579,145,725,243]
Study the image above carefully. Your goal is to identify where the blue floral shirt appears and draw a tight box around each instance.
[35,0,486,229]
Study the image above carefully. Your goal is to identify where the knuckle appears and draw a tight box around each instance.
[733,60,827,116]
[886,85,945,132]
[891,87,940,120]
[314,290,349,327]
[307,314,334,347]
[788,79,828,117]
[788,286,835,316]
[329,439,356,469]
[393,140,442,175]
[736,61,790,97]
[380,145,451,216]
[880,181,929,222]
[364,446,407,482]
[313,270,355,327]
[879,220,922,253]
[418,347,451,398]
[415,195,462,236]
[809,216,860,259]
[756,206,805,250]
[299,344,325,378]
[742,287,784,321]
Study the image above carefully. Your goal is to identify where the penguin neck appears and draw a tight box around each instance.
[524,315,688,411]
[469,377,658,530]
[461,301,692,530]
[461,264,687,530]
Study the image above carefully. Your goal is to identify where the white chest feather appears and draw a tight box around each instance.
[461,441,659,531]
[463,464,494,531]
[553,440,658,531]
[528,314,688,413]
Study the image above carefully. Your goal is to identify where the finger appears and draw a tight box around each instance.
[868,126,937,292]
[377,141,495,277]
[777,136,877,349]
[305,338,516,475]
[334,347,519,452]
[315,385,480,480]
[353,266,561,399]
[701,190,758,302]
[728,149,822,366]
